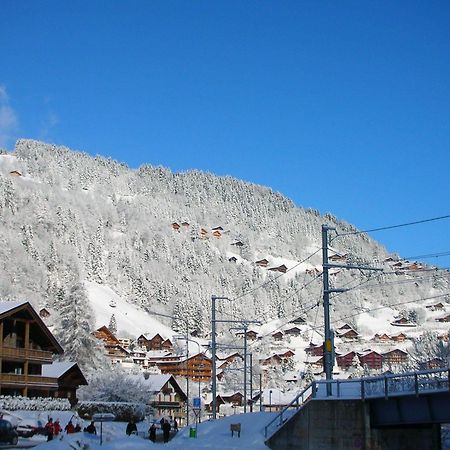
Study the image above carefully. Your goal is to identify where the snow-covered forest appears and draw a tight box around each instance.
[0,139,449,372]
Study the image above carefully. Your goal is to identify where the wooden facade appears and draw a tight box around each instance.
[268,264,288,273]
[382,349,408,365]
[137,333,173,351]
[255,259,269,267]
[305,343,323,357]
[157,353,212,381]
[358,351,383,370]
[336,351,356,369]
[0,302,64,397]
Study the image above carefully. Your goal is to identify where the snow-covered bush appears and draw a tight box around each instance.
[77,401,146,422]
[0,395,71,411]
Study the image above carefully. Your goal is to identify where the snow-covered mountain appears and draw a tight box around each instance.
[0,140,448,373]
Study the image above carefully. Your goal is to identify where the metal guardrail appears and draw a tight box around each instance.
[264,367,450,439]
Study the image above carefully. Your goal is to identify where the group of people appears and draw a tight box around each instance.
[44,418,84,441]
[147,417,178,443]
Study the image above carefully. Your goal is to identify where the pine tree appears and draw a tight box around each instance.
[109,314,117,334]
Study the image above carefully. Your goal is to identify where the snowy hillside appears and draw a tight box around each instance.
[0,139,448,375]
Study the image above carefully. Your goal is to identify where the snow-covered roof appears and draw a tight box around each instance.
[0,301,28,315]
[142,374,172,392]
[42,361,77,378]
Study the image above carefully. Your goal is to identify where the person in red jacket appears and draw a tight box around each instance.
[65,420,75,434]
[53,419,62,436]
[45,418,54,441]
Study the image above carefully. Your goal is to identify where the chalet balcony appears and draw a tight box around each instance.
[0,346,53,362]
[151,400,183,409]
[0,373,58,388]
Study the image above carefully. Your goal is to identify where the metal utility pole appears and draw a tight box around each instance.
[321,224,383,396]
[249,353,253,412]
[243,324,248,413]
[185,322,190,426]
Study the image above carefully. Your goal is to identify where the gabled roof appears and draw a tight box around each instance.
[0,301,63,354]
[42,361,88,385]
[143,374,187,401]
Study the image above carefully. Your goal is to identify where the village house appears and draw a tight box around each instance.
[200,228,208,238]
[205,392,244,414]
[336,351,357,369]
[212,226,224,231]
[235,329,259,341]
[358,350,383,370]
[436,314,450,323]
[272,331,284,341]
[171,222,181,231]
[283,326,302,337]
[390,317,416,327]
[391,332,408,343]
[143,374,187,426]
[373,333,391,342]
[228,256,237,263]
[38,308,50,319]
[382,349,408,365]
[212,230,222,239]
[9,170,22,177]
[181,222,190,229]
[268,264,288,274]
[0,301,86,400]
[259,354,283,367]
[157,353,212,381]
[426,302,445,311]
[137,333,173,351]
[335,327,359,340]
[289,316,306,325]
[329,253,347,262]
[305,342,323,357]
[305,356,324,370]
[94,326,129,363]
[231,241,244,247]
[255,259,269,268]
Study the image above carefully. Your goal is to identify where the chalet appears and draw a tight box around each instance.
[231,241,244,247]
[181,222,190,228]
[143,374,187,425]
[216,352,243,369]
[118,338,131,349]
[171,222,181,231]
[382,349,408,365]
[157,353,212,381]
[146,351,180,368]
[200,228,208,238]
[391,333,407,343]
[272,331,284,341]
[255,259,269,268]
[42,361,88,406]
[283,326,302,337]
[235,329,259,341]
[438,333,449,342]
[94,326,130,363]
[212,230,222,239]
[338,324,353,331]
[277,350,295,360]
[373,333,391,342]
[422,358,446,370]
[0,301,70,398]
[336,328,359,340]
[94,325,120,346]
[252,389,297,412]
[404,262,423,271]
[358,350,383,370]
[205,392,244,413]
[305,268,321,276]
[336,351,356,369]
[329,253,347,262]
[9,170,22,177]
[305,356,323,369]
[305,342,323,357]
[289,316,306,325]
[39,308,50,318]
[212,226,224,231]
[268,265,288,274]
[228,256,237,263]
[137,333,173,351]
[259,354,283,366]
[436,314,450,323]
[384,257,398,263]
[390,317,416,327]
[426,302,445,311]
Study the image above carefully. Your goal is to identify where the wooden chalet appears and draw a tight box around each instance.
[181,222,190,228]
[283,326,302,337]
[373,333,391,342]
[305,342,323,357]
[426,302,445,311]
[336,351,356,369]
[39,308,50,318]
[329,253,347,262]
[390,317,416,327]
[382,349,408,365]
[137,333,173,351]
[0,301,66,397]
[391,332,407,342]
[277,350,295,360]
[358,350,383,370]
[231,241,244,247]
[259,354,283,366]
[438,333,449,342]
[206,392,243,413]
[144,374,187,425]
[289,316,306,325]
[171,222,181,231]
[216,352,243,370]
[212,226,224,231]
[436,314,450,323]
[422,358,446,370]
[9,170,22,177]
[235,329,259,341]
[228,256,237,263]
[272,331,284,341]
[94,326,129,363]
[42,361,87,406]
[305,356,323,369]
[200,228,208,238]
[268,264,288,274]
[255,259,269,268]
[336,328,359,340]
[212,230,222,239]
[305,268,321,276]
[157,353,212,381]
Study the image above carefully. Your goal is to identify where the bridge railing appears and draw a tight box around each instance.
[264,367,450,440]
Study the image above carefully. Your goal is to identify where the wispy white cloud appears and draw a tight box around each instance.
[0,84,18,148]
[39,111,59,138]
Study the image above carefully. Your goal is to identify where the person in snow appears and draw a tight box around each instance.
[53,419,62,436]
[45,418,54,441]
[126,419,137,436]
[65,420,75,434]
[149,423,156,442]
[173,418,178,432]
[74,422,82,433]
[85,421,97,434]
[162,419,171,443]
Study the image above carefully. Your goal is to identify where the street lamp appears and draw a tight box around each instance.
[269,390,273,412]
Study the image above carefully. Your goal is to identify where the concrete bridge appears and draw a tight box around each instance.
[265,368,450,450]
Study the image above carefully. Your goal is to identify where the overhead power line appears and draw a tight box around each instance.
[334,214,450,239]
[403,251,450,260]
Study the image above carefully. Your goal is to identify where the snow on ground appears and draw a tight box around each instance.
[21,412,276,449]
[85,281,174,339]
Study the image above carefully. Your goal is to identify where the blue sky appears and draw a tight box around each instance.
[1,1,449,267]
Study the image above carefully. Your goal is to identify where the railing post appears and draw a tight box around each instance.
[384,375,388,400]
[414,374,419,397]
[337,379,340,398]
[361,379,365,401]
[312,381,317,398]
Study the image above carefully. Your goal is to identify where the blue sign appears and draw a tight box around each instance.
[193,397,201,409]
